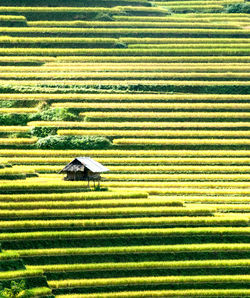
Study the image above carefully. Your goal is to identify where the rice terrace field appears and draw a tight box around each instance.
[0,0,249,297]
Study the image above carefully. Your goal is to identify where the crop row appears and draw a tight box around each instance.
[0,191,148,202]
[0,138,37,145]
[49,274,250,289]
[84,111,250,119]
[0,126,30,132]
[22,288,53,297]
[11,243,250,258]
[121,37,250,44]
[46,62,248,69]
[0,198,182,210]
[115,15,250,22]
[36,19,204,28]
[2,93,250,101]
[0,217,247,230]
[0,149,249,157]
[30,121,250,129]
[28,259,250,273]
[14,165,250,173]
[22,21,242,29]
[0,15,27,22]
[2,80,250,87]
[5,164,250,174]
[113,139,250,146]
[2,64,250,73]
[1,227,249,241]
[16,80,248,87]
[58,130,250,138]
[0,207,215,219]
[0,269,43,280]
[0,108,37,113]
[0,251,19,261]
[99,181,249,188]
[0,7,119,13]
[13,165,250,174]
[179,13,248,17]
[208,204,250,213]
[105,173,250,181]
[5,157,250,165]
[3,72,248,80]
[55,102,250,110]
[130,43,250,49]
[56,289,250,298]
[0,57,55,64]
[154,196,250,204]
[0,36,118,45]
[0,27,248,37]
[0,48,249,56]
[136,188,250,195]
[156,0,241,6]
[0,168,36,175]
[56,56,250,63]
[156,5,223,13]
[0,181,93,192]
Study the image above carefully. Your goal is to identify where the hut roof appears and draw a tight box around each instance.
[59,157,109,173]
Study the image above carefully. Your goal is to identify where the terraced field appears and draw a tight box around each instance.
[0,0,249,297]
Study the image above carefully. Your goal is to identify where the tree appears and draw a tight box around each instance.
[0,280,29,298]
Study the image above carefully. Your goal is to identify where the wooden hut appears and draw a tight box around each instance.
[59,157,109,187]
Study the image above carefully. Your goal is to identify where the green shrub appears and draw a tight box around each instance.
[30,126,57,138]
[0,280,26,298]
[29,108,78,122]
[94,12,114,21]
[226,3,250,13]
[36,135,111,150]
[35,135,72,150]
[9,132,31,138]
[0,101,19,108]
[114,41,128,48]
[0,114,28,126]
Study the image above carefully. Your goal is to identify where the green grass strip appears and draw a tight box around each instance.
[27,21,239,29]
[0,198,181,209]
[0,252,19,261]
[58,130,250,138]
[23,287,52,297]
[1,71,249,79]
[0,7,118,13]
[0,191,148,202]
[57,56,250,63]
[1,65,250,73]
[0,227,249,241]
[28,259,250,273]
[0,269,43,280]
[49,275,250,288]
[55,289,250,297]
[0,207,215,219]
[113,139,250,146]
[2,93,250,101]
[0,48,249,56]
[0,217,247,230]
[10,243,250,257]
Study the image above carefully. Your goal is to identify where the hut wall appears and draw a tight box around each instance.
[88,170,101,181]
[65,172,75,181]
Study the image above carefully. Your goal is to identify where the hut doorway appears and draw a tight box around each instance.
[83,167,88,180]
